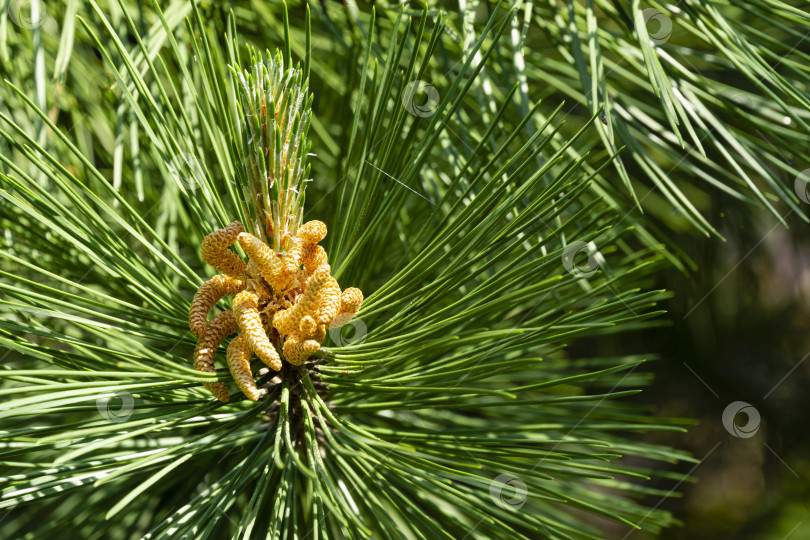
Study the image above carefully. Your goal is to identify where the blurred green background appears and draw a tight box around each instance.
[633,211,810,539]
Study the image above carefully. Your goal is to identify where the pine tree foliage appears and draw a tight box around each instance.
[0,0,805,538]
